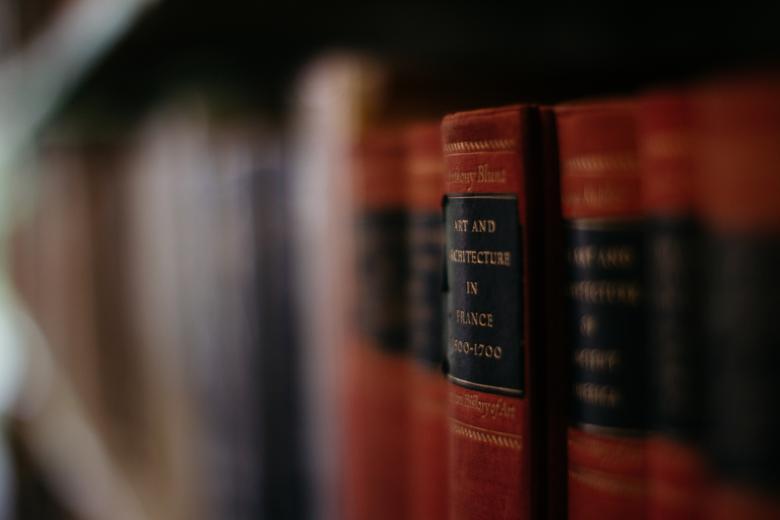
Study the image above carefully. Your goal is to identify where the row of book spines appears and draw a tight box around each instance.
[349,74,780,520]
[351,100,669,520]
[556,77,780,519]
[344,120,448,520]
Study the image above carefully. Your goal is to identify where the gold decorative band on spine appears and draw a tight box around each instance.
[569,466,646,497]
[450,418,523,451]
[575,422,647,437]
[565,217,643,231]
[448,375,524,397]
[564,152,638,174]
[568,432,645,466]
[443,138,517,154]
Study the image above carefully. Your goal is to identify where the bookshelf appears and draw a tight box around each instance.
[5,2,780,519]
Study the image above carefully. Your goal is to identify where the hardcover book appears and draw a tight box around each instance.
[344,127,411,520]
[554,99,648,519]
[406,121,448,520]
[638,89,706,519]
[693,75,780,520]
[441,105,543,520]
[290,54,386,520]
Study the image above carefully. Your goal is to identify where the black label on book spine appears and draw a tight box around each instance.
[356,210,408,352]
[647,216,702,439]
[705,233,780,491]
[567,220,647,431]
[443,195,523,396]
[409,212,445,367]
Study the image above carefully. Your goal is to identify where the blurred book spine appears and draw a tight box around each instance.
[344,127,411,520]
[638,89,707,519]
[555,99,648,519]
[694,75,780,519]
[405,122,447,520]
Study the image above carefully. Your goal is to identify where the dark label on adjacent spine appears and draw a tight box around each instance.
[409,212,445,367]
[567,220,647,431]
[646,217,702,439]
[705,233,780,491]
[356,210,408,352]
[443,195,523,396]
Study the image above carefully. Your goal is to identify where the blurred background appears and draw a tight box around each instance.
[0,1,779,519]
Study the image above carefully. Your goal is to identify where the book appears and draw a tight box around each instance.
[693,75,780,519]
[343,127,411,520]
[554,99,648,519]
[405,121,448,520]
[638,89,706,519]
[441,105,543,520]
[289,54,386,520]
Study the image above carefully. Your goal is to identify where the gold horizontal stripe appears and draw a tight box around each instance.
[444,138,516,154]
[569,466,646,497]
[448,375,523,397]
[576,422,647,437]
[565,218,642,231]
[450,418,523,451]
[568,432,646,466]
[447,194,516,200]
[565,152,638,173]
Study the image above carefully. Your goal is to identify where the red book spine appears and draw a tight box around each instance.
[554,100,648,519]
[692,76,780,520]
[441,105,541,520]
[344,128,411,520]
[637,90,707,519]
[406,122,448,520]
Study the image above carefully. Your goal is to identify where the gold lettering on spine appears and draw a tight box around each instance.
[570,245,636,269]
[453,219,497,234]
[563,186,635,211]
[449,249,512,266]
[446,164,507,185]
[471,219,496,233]
[455,309,494,328]
[451,391,517,420]
[580,314,598,337]
[451,338,503,360]
[574,383,622,408]
[574,348,621,372]
[446,194,520,393]
[570,281,640,305]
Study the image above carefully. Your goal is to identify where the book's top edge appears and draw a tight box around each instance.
[442,103,533,124]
